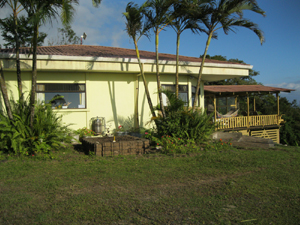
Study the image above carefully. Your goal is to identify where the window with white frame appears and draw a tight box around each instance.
[36,83,86,109]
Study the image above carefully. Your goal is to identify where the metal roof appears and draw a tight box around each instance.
[204,85,295,96]
[0,45,249,66]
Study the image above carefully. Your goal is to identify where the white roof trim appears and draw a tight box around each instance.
[0,53,253,70]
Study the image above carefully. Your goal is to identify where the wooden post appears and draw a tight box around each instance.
[253,96,256,112]
[277,93,280,125]
[214,95,217,123]
[247,94,250,128]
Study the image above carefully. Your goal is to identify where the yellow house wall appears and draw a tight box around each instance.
[0,70,202,131]
[1,57,250,132]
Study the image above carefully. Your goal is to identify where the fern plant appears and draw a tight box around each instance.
[152,90,215,145]
[0,97,71,156]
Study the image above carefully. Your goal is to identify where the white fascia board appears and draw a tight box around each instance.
[0,53,253,70]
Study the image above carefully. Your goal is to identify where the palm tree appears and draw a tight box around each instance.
[123,2,157,125]
[0,60,13,120]
[170,0,205,98]
[0,0,23,120]
[21,0,79,128]
[2,0,24,101]
[144,0,175,118]
[192,0,265,110]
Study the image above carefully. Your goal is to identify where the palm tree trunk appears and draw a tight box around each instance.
[192,32,213,110]
[155,32,166,118]
[14,14,22,101]
[134,40,157,119]
[30,24,38,128]
[175,32,180,99]
[0,61,13,120]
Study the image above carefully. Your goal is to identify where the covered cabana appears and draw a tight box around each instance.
[204,85,295,143]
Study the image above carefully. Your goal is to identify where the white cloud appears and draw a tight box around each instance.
[267,82,300,91]
[266,82,300,104]
[0,0,129,47]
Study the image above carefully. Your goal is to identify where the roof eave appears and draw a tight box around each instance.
[0,53,253,70]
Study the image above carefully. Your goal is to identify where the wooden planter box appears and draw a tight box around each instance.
[82,135,150,156]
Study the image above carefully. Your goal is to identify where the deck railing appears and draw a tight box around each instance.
[215,114,283,130]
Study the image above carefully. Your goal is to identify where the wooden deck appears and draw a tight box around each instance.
[215,114,283,130]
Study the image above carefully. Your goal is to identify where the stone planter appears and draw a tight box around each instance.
[129,132,142,138]
[82,135,150,156]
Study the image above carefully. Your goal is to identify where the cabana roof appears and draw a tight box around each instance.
[204,85,295,97]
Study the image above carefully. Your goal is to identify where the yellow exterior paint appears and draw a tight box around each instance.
[1,56,250,131]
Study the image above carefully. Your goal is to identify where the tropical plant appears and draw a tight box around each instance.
[152,90,215,144]
[20,0,79,128]
[92,0,102,7]
[0,15,47,48]
[0,98,71,156]
[144,0,175,118]
[0,60,13,120]
[123,1,157,124]
[192,0,265,109]
[0,0,24,101]
[169,0,204,98]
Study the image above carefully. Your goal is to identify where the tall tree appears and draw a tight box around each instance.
[0,59,13,120]
[0,0,24,102]
[170,0,204,98]
[21,0,79,128]
[0,15,47,48]
[144,0,175,118]
[123,2,157,124]
[192,0,265,110]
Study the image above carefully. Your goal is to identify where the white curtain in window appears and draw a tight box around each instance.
[78,93,86,108]
[36,93,45,103]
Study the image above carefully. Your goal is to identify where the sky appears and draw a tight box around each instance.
[0,0,299,104]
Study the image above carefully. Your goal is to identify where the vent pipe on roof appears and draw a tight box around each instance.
[80,32,87,45]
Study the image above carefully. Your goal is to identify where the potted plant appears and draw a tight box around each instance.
[115,125,128,136]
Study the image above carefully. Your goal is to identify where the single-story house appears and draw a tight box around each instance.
[0,45,252,132]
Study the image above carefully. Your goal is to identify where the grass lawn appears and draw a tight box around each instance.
[0,145,299,224]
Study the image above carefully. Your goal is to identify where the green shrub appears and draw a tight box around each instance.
[152,135,201,154]
[0,98,71,157]
[152,90,215,145]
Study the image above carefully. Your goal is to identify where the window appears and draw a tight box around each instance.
[192,86,200,107]
[36,83,86,109]
[161,84,188,106]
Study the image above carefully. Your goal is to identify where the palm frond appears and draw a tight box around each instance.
[92,0,102,8]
